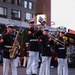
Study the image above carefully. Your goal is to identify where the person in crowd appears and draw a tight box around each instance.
[55,29,68,75]
[39,28,54,75]
[34,24,43,68]
[2,24,18,75]
[67,44,74,55]
[26,19,40,75]
[0,34,4,63]
[23,46,28,68]
[15,48,21,67]
[67,44,75,63]
[51,49,58,68]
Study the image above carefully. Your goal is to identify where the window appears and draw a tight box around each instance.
[11,9,21,20]
[17,0,21,5]
[24,1,27,8]
[25,13,32,20]
[3,0,6,2]
[0,7,7,17]
[11,0,15,4]
[29,2,32,9]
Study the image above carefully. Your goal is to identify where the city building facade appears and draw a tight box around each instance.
[0,0,51,33]
[0,0,36,33]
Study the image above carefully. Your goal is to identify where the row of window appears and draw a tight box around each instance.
[24,1,33,9]
[1,0,33,10]
[0,7,33,21]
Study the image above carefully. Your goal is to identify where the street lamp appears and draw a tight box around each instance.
[51,21,55,26]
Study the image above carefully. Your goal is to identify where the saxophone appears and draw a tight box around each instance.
[10,27,24,59]
[10,31,20,59]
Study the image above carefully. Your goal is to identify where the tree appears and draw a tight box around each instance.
[20,29,28,50]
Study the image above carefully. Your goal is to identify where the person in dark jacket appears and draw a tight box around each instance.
[3,24,18,75]
[39,28,54,75]
[26,19,42,75]
[0,34,4,63]
[23,45,28,67]
[55,30,68,75]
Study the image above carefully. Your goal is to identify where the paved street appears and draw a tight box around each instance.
[0,65,75,75]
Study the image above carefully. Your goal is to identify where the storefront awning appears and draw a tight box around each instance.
[65,32,75,39]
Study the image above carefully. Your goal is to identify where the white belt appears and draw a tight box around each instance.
[59,47,65,50]
[26,42,29,44]
[4,45,11,48]
[30,39,38,41]
[46,45,50,47]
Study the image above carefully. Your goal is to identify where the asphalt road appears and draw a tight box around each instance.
[0,65,75,75]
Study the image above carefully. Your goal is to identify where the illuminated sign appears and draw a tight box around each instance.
[37,14,46,24]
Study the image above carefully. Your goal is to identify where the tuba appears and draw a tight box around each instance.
[10,28,24,59]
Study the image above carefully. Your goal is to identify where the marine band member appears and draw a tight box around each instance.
[3,24,18,75]
[55,29,68,75]
[39,28,54,75]
[26,19,42,75]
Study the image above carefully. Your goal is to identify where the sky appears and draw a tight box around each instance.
[51,0,75,31]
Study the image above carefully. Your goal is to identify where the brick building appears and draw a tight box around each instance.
[36,0,51,26]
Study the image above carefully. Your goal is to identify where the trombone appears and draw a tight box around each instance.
[48,33,65,47]
[38,16,66,47]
